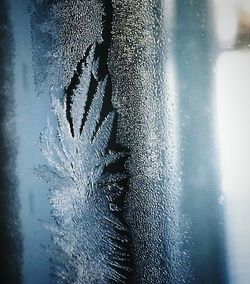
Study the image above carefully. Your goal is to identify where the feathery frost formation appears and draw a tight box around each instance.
[32,0,190,282]
[37,45,131,283]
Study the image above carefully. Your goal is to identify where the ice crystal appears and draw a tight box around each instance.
[37,44,131,283]
[30,0,103,94]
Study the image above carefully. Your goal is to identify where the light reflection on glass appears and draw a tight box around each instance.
[214,1,250,283]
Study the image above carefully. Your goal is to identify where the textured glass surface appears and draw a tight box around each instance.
[0,1,250,283]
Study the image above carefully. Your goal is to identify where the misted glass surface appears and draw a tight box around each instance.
[0,0,249,283]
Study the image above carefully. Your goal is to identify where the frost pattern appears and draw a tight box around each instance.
[37,45,131,283]
[30,0,103,93]
[109,1,190,283]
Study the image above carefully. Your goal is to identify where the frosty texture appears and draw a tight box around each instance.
[30,0,103,93]
[33,0,190,282]
[37,45,130,283]
[109,1,189,283]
